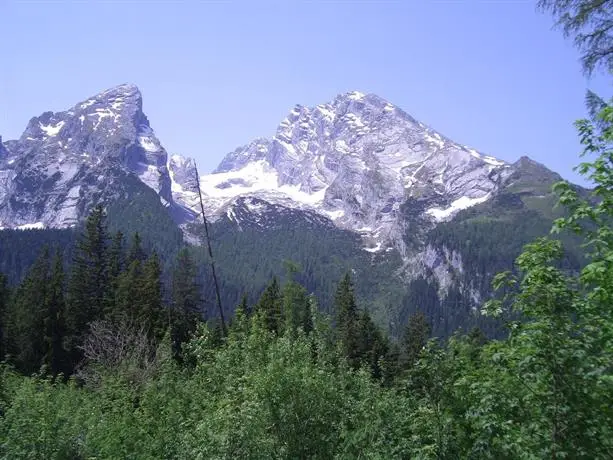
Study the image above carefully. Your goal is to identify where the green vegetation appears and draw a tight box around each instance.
[0,2,611,457]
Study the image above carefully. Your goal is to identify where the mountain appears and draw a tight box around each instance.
[0,84,195,230]
[0,84,582,336]
[173,91,512,255]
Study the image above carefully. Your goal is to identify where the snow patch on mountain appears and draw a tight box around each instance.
[426,194,492,221]
[189,90,511,253]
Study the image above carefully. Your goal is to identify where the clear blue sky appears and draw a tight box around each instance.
[1,0,609,184]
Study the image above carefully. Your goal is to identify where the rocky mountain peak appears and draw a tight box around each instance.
[173,90,513,255]
[0,84,196,229]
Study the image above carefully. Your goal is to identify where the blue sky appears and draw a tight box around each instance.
[1,0,609,184]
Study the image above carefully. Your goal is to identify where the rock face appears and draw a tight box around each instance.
[0,84,529,260]
[0,84,194,228]
[175,91,513,254]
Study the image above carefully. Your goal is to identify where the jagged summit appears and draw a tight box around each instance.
[172,90,511,254]
[0,84,196,229]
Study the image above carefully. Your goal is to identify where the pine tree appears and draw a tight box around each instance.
[356,310,389,379]
[104,230,124,319]
[127,232,146,265]
[140,251,165,339]
[66,205,110,356]
[7,247,51,373]
[255,277,283,334]
[0,273,8,359]
[170,248,201,353]
[43,249,67,375]
[114,259,143,323]
[334,273,360,368]
[403,311,432,368]
[283,273,313,335]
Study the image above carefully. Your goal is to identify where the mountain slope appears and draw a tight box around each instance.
[174,91,513,255]
[0,85,585,337]
[0,84,195,229]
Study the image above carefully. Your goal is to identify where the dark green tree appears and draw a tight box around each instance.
[66,205,110,357]
[355,310,389,379]
[403,311,432,369]
[140,251,165,339]
[170,248,202,353]
[334,273,361,368]
[127,232,146,265]
[282,267,313,335]
[6,247,51,373]
[104,230,124,319]
[114,258,143,323]
[255,277,283,335]
[42,249,67,376]
[0,272,8,359]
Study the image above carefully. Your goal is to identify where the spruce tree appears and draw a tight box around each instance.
[104,230,124,319]
[283,277,312,335]
[334,273,360,368]
[43,249,67,375]
[7,247,50,373]
[114,259,143,323]
[170,248,201,353]
[127,232,146,265]
[356,310,389,379]
[66,205,110,356]
[140,251,165,339]
[403,311,432,369]
[255,277,283,334]
[0,273,8,359]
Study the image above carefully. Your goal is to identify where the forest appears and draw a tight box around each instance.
[0,1,612,458]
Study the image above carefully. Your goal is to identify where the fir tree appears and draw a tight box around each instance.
[356,310,389,379]
[140,251,165,339]
[403,311,432,368]
[104,230,124,319]
[66,205,110,356]
[170,248,201,353]
[127,232,146,265]
[334,273,360,368]
[43,249,67,376]
[282,271,313,335]
[7,247,51,373]
[0,273,8,359]
[114,259,143,323]
[255,277,283,334]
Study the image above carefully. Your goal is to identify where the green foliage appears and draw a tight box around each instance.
[538,0,613,76]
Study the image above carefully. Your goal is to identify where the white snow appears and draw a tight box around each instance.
[7,159,14,165]
[276,138,299,159]
[91,108,118,129]
[322,209,345,220]
[483,155,506,166]
[138,164,161,193]
[139,136,159,152]
[348,91,365,101]
[335,139,351,154]
[316,105,336,121]
[424,132,445,149]
[356,226,373,232]
[426,194,491,221]
[199,160,330,208]
[17,222,45,230]
[39,121,65,137]
[384,103,395,112]
[466,148,505,166]
[80,99,96,109]
[364,242,383,253]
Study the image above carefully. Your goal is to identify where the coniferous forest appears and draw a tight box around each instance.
[1,1,613,458]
